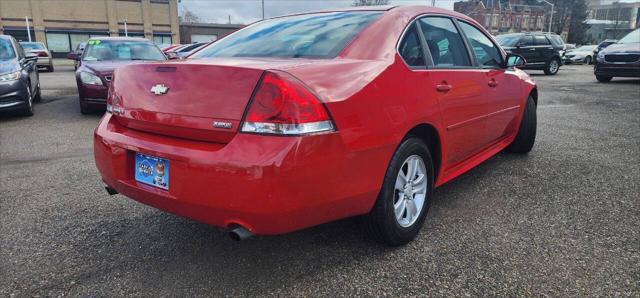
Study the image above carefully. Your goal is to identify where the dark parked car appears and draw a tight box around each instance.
[20,41,54,72]
[0,35,41,116]
[70,37,166,114]
[593,39,617,56]
[594,29,640,82]
[496,32,564,75]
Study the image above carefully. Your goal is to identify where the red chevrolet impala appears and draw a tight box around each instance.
[94,6,537,245]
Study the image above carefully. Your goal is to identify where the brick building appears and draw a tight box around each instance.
[454,0,549,35]
[0,0,179,57]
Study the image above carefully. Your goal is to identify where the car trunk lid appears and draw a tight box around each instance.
[110,58,320,143]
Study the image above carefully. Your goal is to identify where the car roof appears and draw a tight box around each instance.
[270,5,472,23]
[88,37,151,42]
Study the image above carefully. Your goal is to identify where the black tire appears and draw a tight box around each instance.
[33,82,42,102]
[48,65,54,72]
[596,75,612,82]
[543,57,560,75]
[584,56,592,65]
[79,100,91,115]
[21,83,34,117]
[506,96,537,153]
[363,137,434,246]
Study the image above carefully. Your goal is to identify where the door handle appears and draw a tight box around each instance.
[488,79,499,87]
[436,82,452,92]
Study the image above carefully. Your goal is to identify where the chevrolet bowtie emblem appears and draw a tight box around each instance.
[150,84,169,95]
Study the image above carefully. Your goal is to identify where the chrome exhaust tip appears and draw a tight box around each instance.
[228,226,254,241]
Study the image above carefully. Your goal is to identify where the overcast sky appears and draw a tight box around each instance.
[179,0,457,25]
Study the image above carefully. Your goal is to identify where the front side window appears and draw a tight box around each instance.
[0,39,17,61]
[194,12,382,59]
[83,40,166,61]
[495,34,522,47]
[418,17,471,67]
[459,21,502,68]
[398,23,425,67]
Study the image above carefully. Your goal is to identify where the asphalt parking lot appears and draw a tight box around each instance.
[1,63,639,296]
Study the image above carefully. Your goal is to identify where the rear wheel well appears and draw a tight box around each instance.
[406,124,441,182]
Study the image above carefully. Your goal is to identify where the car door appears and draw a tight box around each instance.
[535,35,556,62]
[515,35,539,64]
[415,16,489,168]
[13,39,37,92]
[458,21,523,143]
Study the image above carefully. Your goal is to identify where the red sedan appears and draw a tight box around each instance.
[94,6,537,245]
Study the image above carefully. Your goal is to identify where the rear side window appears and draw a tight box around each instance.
[548,35,565,47]
[458,21,502,68]
[193,12,382,59]
[399,23,425,67]
[521,36,535,46]
[535,36,551,46]
[417,17,471,67]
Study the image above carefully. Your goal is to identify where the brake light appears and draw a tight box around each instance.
[37,51,48,57]
[106,81,124,115]
[241,71,334,135]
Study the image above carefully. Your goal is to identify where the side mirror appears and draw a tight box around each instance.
[166,52,179,60]
[505,53,526,68]
[25,52,38,62]
[67,52,79,60]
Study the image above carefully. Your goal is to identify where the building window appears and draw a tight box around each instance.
[153,35,172,45]
[46,33,71,53]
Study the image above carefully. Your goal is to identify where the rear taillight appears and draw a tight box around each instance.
[37,51,48,57]
[241,71,334,135]
[106,82,124,115]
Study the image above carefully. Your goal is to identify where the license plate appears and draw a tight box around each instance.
[135,153,169,190]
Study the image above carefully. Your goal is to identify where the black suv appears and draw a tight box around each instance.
[496,32,564,75]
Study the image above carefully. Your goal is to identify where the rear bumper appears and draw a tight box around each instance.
[594,60,640,77]
[0,80,29,111]
[94,114,385,235]
[36,57,52,67]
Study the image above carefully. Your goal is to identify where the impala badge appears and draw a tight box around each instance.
[150,84,169,95]
[213,121,233,129]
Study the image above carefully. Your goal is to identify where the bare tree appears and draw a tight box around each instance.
[352,0,390,6]
[179,8,201,24]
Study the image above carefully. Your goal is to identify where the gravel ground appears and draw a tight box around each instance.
[1,64,638,296]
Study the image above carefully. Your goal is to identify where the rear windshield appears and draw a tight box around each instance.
[193,11,382,59]
[20,42,45,50]
[83,40,166,61]
[495,35,522,47]
[0,39,16,61]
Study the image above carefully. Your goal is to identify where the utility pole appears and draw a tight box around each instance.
[123,19,128,37]
[25,16,32,42]
[262,0,265,20]
[537,0,554,33]
[431,0,436,6]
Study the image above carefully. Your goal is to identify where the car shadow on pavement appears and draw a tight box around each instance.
[48,151,527,296]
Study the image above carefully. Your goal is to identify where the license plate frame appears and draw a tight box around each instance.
[134,153,169,190]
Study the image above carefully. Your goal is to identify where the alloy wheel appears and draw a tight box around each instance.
[393,155,428,228]
[549,60,559,73]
